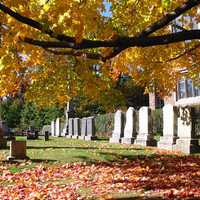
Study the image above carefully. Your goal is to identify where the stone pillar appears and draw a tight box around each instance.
[175,107,200,154]
[79,118,87,139]
[109,110,124,143]
[7,140,28,160]
[51,120,55,136]
[121,107,137,144]
[72,118,81,139]
[61,125,67,137]
[85,117,96,140]
[158,104,178,150]
[135,107,156,146]
[66,118,73,138]
[55,118,61,137]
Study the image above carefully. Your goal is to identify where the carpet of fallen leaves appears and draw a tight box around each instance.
[1,152,200,200]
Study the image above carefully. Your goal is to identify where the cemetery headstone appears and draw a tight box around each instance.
[85,117,96,140]
[55,118,61,137]
[51,120,55,136]
[72,118,81,139]
[67,118,74,138]
[121,107,137,144]
[79,118,87,139]
[45,131,49,141]
[175,107,200,154]
[158,104,178,150]
[135,107,157,146]
[109,110,125,143]
[7,139,28,160]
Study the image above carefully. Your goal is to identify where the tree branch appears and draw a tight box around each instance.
[0,3,75,43]
[1,0,200,61]
[139,0,200,37]
[23,30,200,49]
[157,43,200,63]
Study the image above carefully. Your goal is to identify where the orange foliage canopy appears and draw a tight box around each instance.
[0,0,200,107]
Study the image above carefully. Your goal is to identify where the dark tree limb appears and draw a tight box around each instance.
[0,3,75,43]
[139,0,200,37]
[23,30,200,49]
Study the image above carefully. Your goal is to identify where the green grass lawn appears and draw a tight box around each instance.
[1,136,155,163]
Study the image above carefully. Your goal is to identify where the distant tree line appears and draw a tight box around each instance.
[0,98,63,130]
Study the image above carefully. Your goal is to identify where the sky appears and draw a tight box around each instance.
[102,1,112,17]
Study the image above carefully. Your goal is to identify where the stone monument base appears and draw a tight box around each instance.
[109,137,121,144]
[78,136,85,140]
[135,134,157,146]
[72,135,79,139]
[174,138,200,154]
[157,136,178,151]
[121,137,135,144]
[84,136,96,141]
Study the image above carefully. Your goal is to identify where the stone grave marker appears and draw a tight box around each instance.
[72,118,81,139]
[135,107,156,146]
[121,107,137,144]
[51,120,55,136]
[79,118,87,139]
[55,118,61,137]
[45,131,49,141]
[109,110,124,143]
[7,139,28,160]
[85,117,96,140]
[175,107,200,154]
[66,118,74,138]
[158,104,178,150]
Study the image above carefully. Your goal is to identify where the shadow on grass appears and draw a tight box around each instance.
[30,158,57,163]
[27,146,144,151]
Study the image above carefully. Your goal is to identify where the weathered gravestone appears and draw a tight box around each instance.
[79,118,87,139]
[85,117,96,140]
[0,128,6,148]
[51,120,55,136]
[55,118,61,137]
[44,131,49,141]
[7,140,28,160]
[175,107,200,154]
[135,107,156,146]
[109,110,124,143]
[66,118,74,138]
[121,107,137,144]
[61,122,67,137]
[72,118,81,139]
[158,104,178,150]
